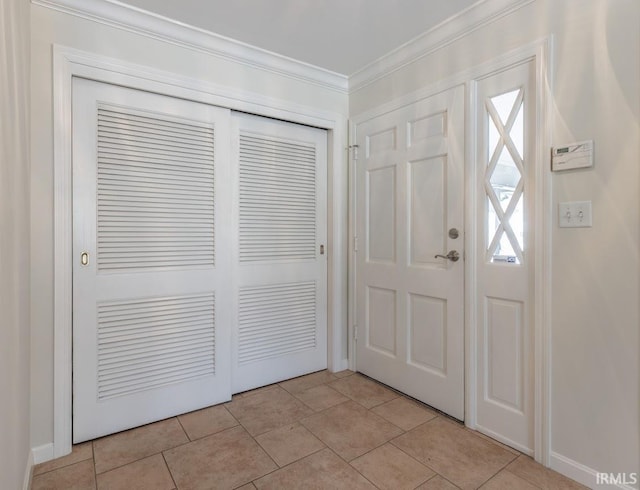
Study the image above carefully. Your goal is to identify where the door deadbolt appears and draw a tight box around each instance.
[448,228,459,239]
[435,250,460,262]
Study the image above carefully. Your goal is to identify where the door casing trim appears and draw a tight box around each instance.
[348,37,552,465]
[52,44,348,459]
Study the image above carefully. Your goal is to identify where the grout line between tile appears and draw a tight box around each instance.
[437,473,464,489]
[222,403,241,426]
[413,472,438,489]
[327,447,383,490]
[384,431,442,473]
[91,443,98,490]
[30,454,94,479]
[252,433,280,471]
[94,434,192,476]
[474,449,522,488]
[501,463,546,490]
[174,413,192,441]
[161,450,179,490]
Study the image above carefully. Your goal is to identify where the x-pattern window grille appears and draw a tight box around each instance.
[485,88,525,264]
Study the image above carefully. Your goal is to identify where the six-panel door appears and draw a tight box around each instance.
[355,86,465,420]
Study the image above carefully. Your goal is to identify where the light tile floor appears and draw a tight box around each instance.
[31,370,587,490]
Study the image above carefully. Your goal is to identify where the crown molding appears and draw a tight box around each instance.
[31,0,536,100]
[348,0,535,93]
[31,0,349,94]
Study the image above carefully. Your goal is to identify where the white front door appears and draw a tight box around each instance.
[72,78,233,442]
[230,113,328,393]
[474,60,535,453]
[355,86,465,419]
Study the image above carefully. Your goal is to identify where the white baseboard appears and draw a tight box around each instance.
[551,451,597,488]
[331,358,349,373]
[22,450,33,490]
[31,443,55,465]
[551,452,638,490]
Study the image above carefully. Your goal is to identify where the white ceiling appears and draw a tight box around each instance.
[116,0,479,75]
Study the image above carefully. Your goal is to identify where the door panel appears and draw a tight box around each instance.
[355,85,465,419]
[485,297,524,411]
[367,286,397,355]
[475,60,535,453]
[409,294,447,375]
[367,165,396,262]
[409,157,446,266]
[231,113,328,393]
[72,77,232,442]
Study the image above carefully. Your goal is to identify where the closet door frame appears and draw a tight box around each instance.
[51,46,348,459]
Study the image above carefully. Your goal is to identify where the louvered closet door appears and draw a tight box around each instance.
[72,77,232,442]
[231,113,327,393]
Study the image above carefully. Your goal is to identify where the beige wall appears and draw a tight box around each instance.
[0,0,31,488]
[30,3,349,450]
[350,0,639,482]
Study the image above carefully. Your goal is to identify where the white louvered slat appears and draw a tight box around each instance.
[238,281,316,365]
[97,105,215,271]
[239,132,316,262]
[97,293,215,400]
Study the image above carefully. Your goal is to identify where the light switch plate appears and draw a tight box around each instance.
[559,201,592,228]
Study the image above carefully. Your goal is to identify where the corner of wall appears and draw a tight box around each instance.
[22,451,34,490]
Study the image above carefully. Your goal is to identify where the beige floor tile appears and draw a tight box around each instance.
[226,386,314,436]
[235,484,257,490]
[371,397,438,431]
[301,400,403,461]
[256,423,325,467]
[333,370,355,378]
[506,455,588,489]
[329,374,399,408]
[480,469,539,489]
[279,370,337,394]
[253,448,376,490]
[93,418,188,474]
[31,459,96,490]
[178,404,238,440]
[33,442,93,476]
[468,429,521,456]
[391,417,516,489]
[351,443,435,489]
[293,384,350,412]
[416,475,461,489]
[95,454,174,490]
[163,425,277,489]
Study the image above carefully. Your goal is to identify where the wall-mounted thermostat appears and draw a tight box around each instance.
[552,140,593,171]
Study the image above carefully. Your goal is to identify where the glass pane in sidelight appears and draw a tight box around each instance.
[491,89,519,125]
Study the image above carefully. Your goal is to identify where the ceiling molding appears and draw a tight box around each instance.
[31,0,349,94]
[347,0,536,93]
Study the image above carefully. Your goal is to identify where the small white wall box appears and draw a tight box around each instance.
[551,140,594,171]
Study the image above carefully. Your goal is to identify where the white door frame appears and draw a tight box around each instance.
[52,45,348,458]
[349,37,553,465]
